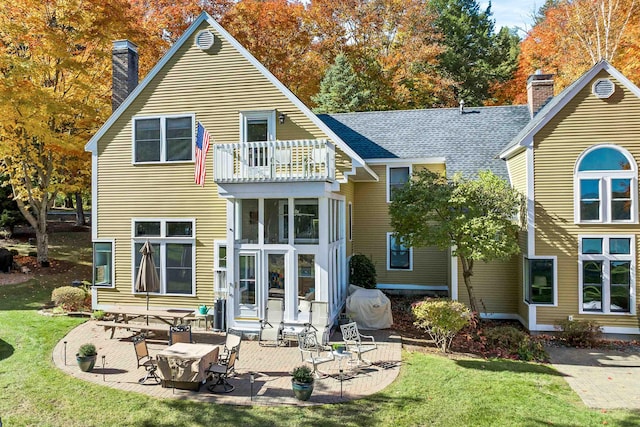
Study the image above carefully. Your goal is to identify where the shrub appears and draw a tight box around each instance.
[92,310,106,320]
[77,343,97,357]
[291,365,314,384]
[51,286,86,311]
[485,326,527,353]
[484,325,547,361]
[556,318,602,347]
[349,254,377,289]
[412,299,472,352]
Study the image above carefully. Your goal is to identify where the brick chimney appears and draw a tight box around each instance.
[527,70,554,118]
[112,40,138,112]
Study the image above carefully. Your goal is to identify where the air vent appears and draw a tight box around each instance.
[592,78,615,99]
[195,30,215,51]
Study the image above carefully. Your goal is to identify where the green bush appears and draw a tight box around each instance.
[412,299,472,352]
[484,326,547,361]
[349,254,377,289]
[556,318,602,347]
[77,343,97,357]
[92,310,105,320]
[291,365,314,384]
[51,286,86,311]
[485,326,527,352]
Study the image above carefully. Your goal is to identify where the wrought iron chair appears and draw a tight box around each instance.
[340,322,377,365]
[169,324,192,345]
[132,335,160,384]
[259,298,284,346]
[297,330,334,378]
[206,348,238,393]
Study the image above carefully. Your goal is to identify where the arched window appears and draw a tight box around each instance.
[575,145,637,223]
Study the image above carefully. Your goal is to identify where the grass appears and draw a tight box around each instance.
[1,230,640,426]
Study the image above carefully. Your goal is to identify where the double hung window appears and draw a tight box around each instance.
[387,166,411,202]
[133,219,195,295]
[133,115,194,163]
[387,232,412,270]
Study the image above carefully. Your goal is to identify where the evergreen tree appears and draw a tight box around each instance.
[0,174,22,233]
[431,0,519,106]
[311,54,370,113]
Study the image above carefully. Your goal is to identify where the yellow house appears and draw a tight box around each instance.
[500,61,640,335]
[85,12,640,336]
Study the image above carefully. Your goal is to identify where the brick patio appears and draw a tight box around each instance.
[52,321,402,406]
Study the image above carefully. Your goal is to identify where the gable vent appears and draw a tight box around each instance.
[592,78,615,99]
[195,30,215,51]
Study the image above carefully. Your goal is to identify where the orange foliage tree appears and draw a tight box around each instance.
[507,0,640,104]
[0,0,140,263]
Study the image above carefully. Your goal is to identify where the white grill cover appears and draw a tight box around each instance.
[346,286,393,330]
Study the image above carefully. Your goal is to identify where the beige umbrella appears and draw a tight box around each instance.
[135,240,160,320]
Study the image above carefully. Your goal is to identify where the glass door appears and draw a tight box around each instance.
[236,252,259,318]
[267,252,286,300]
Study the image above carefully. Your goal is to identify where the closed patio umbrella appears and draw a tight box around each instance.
[135,240,160,321]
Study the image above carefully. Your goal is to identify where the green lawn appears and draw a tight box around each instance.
[1,231,639,426]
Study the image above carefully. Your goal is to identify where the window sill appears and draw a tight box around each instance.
[132,160,195,165]
[578,311,635,316]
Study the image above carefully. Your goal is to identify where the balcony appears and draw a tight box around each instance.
[213,139,335,183]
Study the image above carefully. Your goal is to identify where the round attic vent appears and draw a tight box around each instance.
[195,30,215,51]
[592,78,615,99]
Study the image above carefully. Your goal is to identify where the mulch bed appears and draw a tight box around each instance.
[14,255,76,275]
[389,295,640,360]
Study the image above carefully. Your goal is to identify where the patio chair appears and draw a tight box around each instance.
[340,322,377,365]
[303,301,331,345]
[169,324,193,345]
[218,330,242,375]
[206,348,238,393]
[298,330,334,378]
[132,335,160,384]
[259,298,284,347]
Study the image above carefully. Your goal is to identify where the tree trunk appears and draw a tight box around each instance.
[36,227,49,267]
[459,256,478,314]
[65,195,74,209]
[75,193,85,226]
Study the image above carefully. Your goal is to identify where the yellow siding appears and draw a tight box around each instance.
[507,150,527,196]
[517,230,529,325]
[96,20,351,308]
[353,163,449,288]
[533,70,640,328]
[457,256,519,314]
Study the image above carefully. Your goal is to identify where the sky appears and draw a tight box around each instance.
[481,1,540,35]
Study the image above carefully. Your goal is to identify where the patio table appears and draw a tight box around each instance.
[156,343,220,390]
[104,306,194,326]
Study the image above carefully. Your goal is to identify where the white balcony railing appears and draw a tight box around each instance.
[213,139,335,183]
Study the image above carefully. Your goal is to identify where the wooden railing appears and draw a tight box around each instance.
[213,139,335,183]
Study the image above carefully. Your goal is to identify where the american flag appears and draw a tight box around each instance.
[194,121,211,186]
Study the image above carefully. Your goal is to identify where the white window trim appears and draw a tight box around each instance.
[214,239,227,271]
[578,234,635,315]
[523,255,557,307]
[386,164,412,203]
[239,110,276,142]
[132,113,196,164]
[387,232,413,271]
[93,239,115,288]
[131,218,196,296]
[573,145,638,224]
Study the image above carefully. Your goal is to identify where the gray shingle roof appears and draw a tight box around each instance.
[319,105,530,179]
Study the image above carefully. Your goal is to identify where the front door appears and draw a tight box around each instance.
[235,251,260,318]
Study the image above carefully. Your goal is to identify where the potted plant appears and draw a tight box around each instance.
[291,365,314,401]
[76,343,98,372]
[332,343,346,354]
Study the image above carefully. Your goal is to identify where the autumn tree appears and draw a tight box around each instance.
[0,0,139,264]
[509,0,640,104]
[307,0,452,110]
[389,170,522,313]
